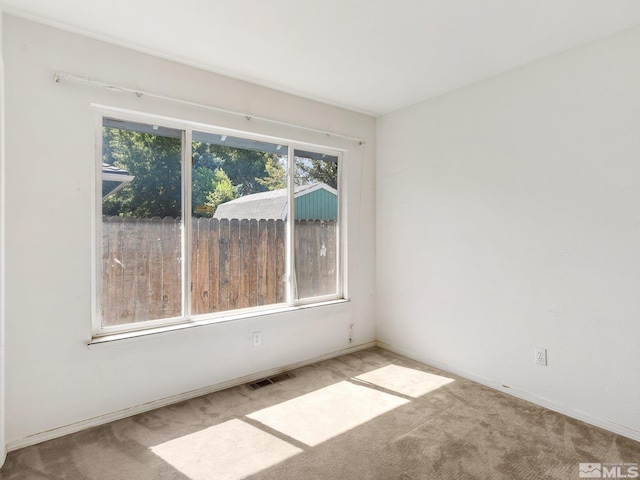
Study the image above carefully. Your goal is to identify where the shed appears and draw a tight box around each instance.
[213,182,337,220]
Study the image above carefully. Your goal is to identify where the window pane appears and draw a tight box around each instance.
[191,131,288,315]
[101,118,183,326]
[293,150,339,299]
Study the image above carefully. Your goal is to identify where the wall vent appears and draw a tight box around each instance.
[247,373,293,390]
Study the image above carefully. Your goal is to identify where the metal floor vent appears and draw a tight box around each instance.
[248,373,294,391]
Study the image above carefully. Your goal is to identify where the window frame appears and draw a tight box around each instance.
[92,106,345,338]
[288,147,343,306]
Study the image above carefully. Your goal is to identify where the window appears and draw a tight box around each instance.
[293,150,340,300]
[96,113,343,335]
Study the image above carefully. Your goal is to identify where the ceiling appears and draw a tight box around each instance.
[3,0,640,116]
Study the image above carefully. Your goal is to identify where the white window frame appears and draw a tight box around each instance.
[288,145,343,306]
[92,106,345,338]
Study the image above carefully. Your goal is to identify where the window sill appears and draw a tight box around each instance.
[87,298,350,349]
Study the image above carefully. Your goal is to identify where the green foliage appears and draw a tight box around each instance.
[211,146,276,196]
[102,127,182,218]
[205,169,238,212]
[191,142,222,215]
[295,158,338,189]
[256,157,286,191]
[102,125,336,219]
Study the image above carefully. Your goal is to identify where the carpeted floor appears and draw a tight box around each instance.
[1,347,639,479]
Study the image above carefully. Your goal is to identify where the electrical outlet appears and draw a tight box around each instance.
[252,331,261,347]
[535,347,547,366]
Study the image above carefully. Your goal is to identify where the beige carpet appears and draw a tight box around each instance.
[1,347,638,479]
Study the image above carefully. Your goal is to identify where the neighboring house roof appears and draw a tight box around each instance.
[102,163,135,198]
[102,163,134,181]
[213,183,337,220]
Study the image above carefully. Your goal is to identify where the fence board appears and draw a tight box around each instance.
[249,219,259,306]
[208,218,220,313]
[238,219,251,309]
[257,219,268,306]
[101,216,336,325]
[218,218,231,312]
[145,217,162,321]
[119,217,138,323]
[229,219,241,309]
[266,219,277,304]
[166,217,183,317]
[294,220,311,299]
[135,216,151,321]
[276,219,285,303]
[103,217,122,325]
[193,217,210,315]
[323,220,337,296]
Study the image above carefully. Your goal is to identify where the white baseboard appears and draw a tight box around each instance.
[7,341,376,452]
[376,341,640,443]
[15,339,634,452]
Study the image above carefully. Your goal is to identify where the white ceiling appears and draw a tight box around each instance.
[3,0,640,116]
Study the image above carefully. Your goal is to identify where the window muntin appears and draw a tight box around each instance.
[97,113,343,335]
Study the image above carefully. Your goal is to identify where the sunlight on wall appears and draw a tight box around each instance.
[150,419,303,480]
[355,364,455,398]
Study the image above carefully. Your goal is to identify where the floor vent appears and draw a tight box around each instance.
[248,372,293,390]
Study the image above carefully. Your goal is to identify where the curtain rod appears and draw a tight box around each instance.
[53,70,366,145]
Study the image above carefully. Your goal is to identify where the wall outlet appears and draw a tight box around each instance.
[535,347,547,366]
[252,331,261,347]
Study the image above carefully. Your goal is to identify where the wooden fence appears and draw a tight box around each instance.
[101,216,336,326]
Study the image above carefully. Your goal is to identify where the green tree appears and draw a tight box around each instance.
[295,157,338,189]
[256,157,286,191]
[192,143,222,215]
[205,169,238,212]
[102,127,182,218]
[212,146,278,196]
[193,141,286,197]
[103,126,288,218]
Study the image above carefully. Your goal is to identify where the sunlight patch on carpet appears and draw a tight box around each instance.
[355,364,455,398]
[150,419,302,480]
[247,380,409,447]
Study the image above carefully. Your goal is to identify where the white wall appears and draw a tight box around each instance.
[2,15,376,448]
[0,9,6,469]
[377,25,640,439]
